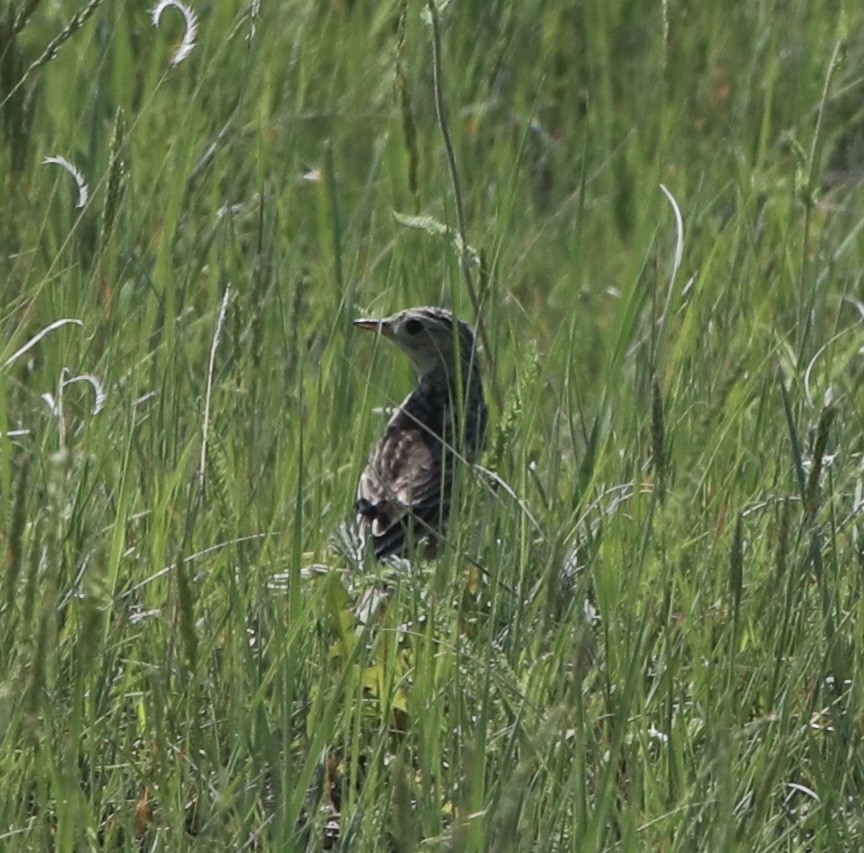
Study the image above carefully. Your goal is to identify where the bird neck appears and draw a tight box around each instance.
[419,354,484,406]
[408,354,486,457]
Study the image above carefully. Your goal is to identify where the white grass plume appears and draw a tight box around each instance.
[247,0,261,42]
[43,156,89,208]
[151,0,199,66]
[2,319,83,371]
[199,287,232,489]
[42,369,107,448]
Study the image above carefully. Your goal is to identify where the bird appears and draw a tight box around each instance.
[353,306,488,560]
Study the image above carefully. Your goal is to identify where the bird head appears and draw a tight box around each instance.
[354,306,479,381]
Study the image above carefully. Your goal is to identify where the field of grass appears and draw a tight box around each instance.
[2,0,864,849]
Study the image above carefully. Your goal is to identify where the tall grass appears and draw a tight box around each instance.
[1,0,863,849]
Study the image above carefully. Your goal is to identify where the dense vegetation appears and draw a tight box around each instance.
[1,0,863,848]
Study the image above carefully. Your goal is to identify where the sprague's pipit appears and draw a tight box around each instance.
[354,306,488,561]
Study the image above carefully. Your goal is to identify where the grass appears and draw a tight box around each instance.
[1,0,863,849]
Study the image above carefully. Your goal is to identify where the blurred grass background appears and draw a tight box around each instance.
[1,0,863,849]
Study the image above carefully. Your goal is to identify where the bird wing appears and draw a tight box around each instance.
[356,424,447,558]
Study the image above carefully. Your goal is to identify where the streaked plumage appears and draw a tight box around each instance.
[354,306,487,560]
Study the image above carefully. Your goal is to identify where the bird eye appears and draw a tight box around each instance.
[403,318,424,335]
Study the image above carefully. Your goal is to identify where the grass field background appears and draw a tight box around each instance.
[2,0,864,849]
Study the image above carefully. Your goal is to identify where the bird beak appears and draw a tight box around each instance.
[354,317,394,338]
